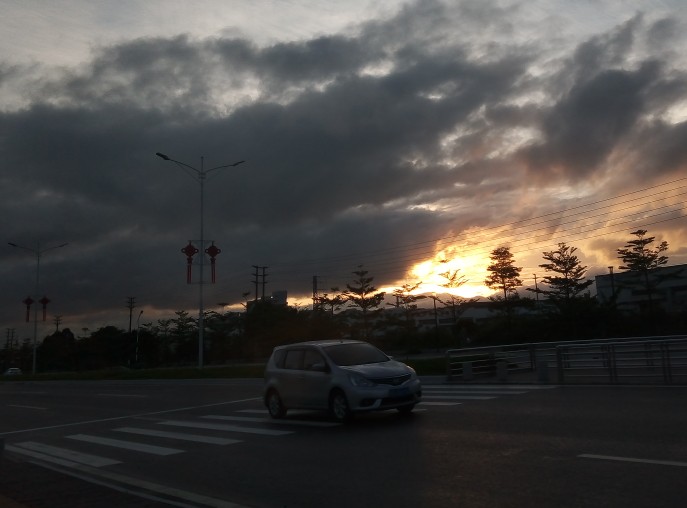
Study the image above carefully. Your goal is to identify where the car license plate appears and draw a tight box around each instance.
[389,387,410,397]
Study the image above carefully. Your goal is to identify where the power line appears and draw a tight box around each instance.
[264,178,687,289]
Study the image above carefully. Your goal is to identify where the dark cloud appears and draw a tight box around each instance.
[522,61,662,177]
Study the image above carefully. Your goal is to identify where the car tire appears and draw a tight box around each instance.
[397,404,415,415]
[329,389,352,422]
[266,389,287,419]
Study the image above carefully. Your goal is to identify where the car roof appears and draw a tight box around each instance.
[274,339,365,350]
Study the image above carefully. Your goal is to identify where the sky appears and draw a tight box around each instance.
[2,0,687,336]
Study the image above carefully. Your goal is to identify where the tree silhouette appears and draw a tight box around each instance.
[617,229,669,326]
[485,247,523,301]
[438,266,471,323]
[532,243,593,305]
[344,265,386,338]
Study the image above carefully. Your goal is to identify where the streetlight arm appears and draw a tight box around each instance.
[205,160,245,175]
[156,152,201,176]
[8,242,68,255]
[156,152,245,176]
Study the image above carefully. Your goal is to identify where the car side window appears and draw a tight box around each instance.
[303,349,325,371]
[273,349,286,368]
[283,349,304,370]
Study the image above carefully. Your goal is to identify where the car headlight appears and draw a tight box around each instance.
[348,373,376,387]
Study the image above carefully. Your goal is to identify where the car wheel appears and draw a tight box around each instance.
[266,389,286,418]
[397,404,415,415]
[329,390,352,422]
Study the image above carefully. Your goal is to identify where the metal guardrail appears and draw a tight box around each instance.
[445,335,687,385]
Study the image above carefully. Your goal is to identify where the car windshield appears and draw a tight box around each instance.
[324,343,389,366]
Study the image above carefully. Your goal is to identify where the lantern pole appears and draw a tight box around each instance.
[8,241,68,375]
[156,152,244,368]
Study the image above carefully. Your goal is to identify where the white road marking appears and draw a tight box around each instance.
[423,395,496,400]
[7,404,47,410]
[12,441,120,467]
[579,454,687,468]
[67,434,184,456]
[97,393,148,398]
[113,427,242,445]
[419,401,462,406]
[0,396,260,437]
[426,384,559,390]
[159,420,293,436]
[202,415,340,428]
[424,389,526,395]
[6,445,252,508]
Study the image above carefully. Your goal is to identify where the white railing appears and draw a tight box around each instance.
[445,335,687,385]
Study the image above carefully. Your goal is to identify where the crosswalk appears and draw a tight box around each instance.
[420,384,558,406]
[7,384,556,470]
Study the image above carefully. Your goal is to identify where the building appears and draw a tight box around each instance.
[595,264,687,314]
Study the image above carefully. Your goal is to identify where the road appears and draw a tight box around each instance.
[1,378,686,507]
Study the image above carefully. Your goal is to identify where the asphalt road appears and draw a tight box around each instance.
[1,378,686,508]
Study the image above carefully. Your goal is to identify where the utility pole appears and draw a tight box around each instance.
[6,328,16,349]
[261,266,268,300]
[252,266,268,301]
[312,275,319,311]
[126,296,136,335]
[53,315,62,332]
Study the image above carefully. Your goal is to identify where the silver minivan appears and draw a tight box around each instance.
[263,340,422,421]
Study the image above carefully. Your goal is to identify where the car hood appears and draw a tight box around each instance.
[340,360,412,378]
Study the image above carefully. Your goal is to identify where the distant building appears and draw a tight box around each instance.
[595,264,687,314]
[270,290,288,306]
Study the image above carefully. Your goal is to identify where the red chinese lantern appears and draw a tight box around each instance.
[39,296,51,321]
[181,241,199,284]
[22,297,34,322]
[205,242,221,283]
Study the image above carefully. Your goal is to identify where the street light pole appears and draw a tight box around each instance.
[156,152,244,368]
[135,309,143,364]
[8,241,68,375]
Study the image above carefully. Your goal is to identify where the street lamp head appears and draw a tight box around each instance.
[231,160,246,167]
[8,242,17,247]
[156,152,171,161]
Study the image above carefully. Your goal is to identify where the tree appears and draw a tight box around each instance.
[485,247,523,301]
[532,243,593,305]
[617,229,668,272]
[315,287,345,316]
[388,281,425,325]
[344,266,386,338]
[617,229,669,323]
[438,266,470,323]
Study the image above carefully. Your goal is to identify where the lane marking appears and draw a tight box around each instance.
[424,389,526,395]
[6,445,251,508]
[67,434,184,456]
[114,427,243,445]
[579,454,687,467]
[7,444,99,469]
[97,393,148,398]
[13,441,121,467]
[419,402,462,406]
[7,404,47,410]
[202,415,340,428]
[160,420,293,436]
[0,397,261,437]
[422,395,496,400]
[426,384,559,390]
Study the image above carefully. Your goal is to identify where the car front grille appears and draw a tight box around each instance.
[372,373,411,386]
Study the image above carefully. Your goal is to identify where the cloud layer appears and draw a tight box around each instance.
[2,0,686,331]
